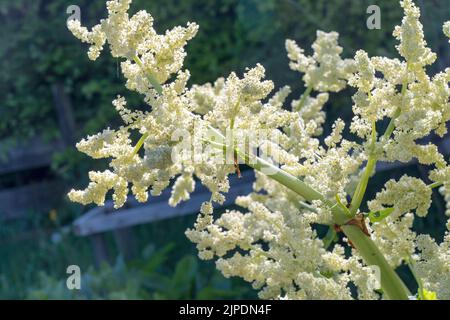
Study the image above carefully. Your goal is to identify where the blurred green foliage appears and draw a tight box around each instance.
[0,212,255,300]
[26,243,252,300]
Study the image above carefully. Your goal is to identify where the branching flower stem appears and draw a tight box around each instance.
[130,55,165,156]
[349,121,377,215]
[294,86,313,111]
[206,134,410,299]
[133,55,164,95]
[136,59,410,300]
[349,65,410,216]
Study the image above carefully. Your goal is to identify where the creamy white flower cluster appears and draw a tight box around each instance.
[68,0,449,299]
[368,176,432,218]
[415,234,450,299]
[353,1,449,297]
[68,0,198,90]
[350,0,449,157]
[444,21,450,42]
[430,166,450,216]
[286,31,355,92]
[187,177,380,300]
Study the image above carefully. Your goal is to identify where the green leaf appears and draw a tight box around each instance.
[368,207,395,223]
[322,226,338,249]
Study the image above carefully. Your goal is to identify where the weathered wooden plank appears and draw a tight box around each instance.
[0,84,74,174]
[0,138,65,175]
[0,180,63,221]
[73,171,255,236]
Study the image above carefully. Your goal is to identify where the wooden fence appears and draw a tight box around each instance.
[0,82,74,220]
[73,170,255,266]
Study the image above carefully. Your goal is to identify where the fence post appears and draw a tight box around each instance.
[113,227,138,261]
[52,82,76,146]
[90,234,111,267]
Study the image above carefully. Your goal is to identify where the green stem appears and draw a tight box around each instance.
[241,151,349,223]
[131,132,149,157]
[244,151,409,299]
[204,131,349,223]
[294,86,313,111]
[342,225,410,299]
[429,182,443,189]
[382,64,409,142]
[205,133,409,299]
[322,227,337,250]
[298,200,319,213]
[349,157,377,215]
[381,107,401,141]
[133,55,163,95]
[349,121,377,215]
[350,67,409,215]
[129,56,164,156]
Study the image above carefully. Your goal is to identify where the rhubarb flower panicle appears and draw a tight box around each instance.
[286,31,355,93]
[67,0,450,300]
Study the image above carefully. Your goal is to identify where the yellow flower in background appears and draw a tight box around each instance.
[421,289,437,300]
[49,209,58,222]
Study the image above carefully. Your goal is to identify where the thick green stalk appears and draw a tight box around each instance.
[236,149,410,299]
[342,225,410,299]
[203,133,349,224]
[135,60,410,299]
[238,150,348,224]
